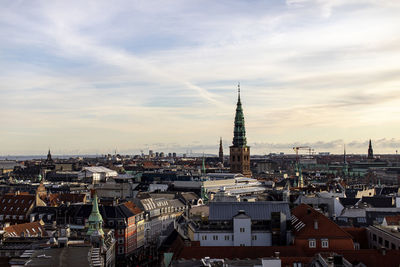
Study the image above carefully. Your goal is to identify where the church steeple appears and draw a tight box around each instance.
[219,137,224,164]
[368,139,374,159]
[229,83,251,176]
[233,83,247,147]
[87,192,104,236]
[46,149,53,163]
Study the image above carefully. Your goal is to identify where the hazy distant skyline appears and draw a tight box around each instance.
[1,0,400,155]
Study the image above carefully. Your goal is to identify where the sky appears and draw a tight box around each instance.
[1,0,400,156]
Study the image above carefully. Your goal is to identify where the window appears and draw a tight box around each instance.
[240,228,245,233]
[357,217,366,223]
[240,244,245,247]
[118,237,124,244]
[118,229,124,235]
[118,247,124,255]
[373,234,377,241]
[391,243,396,250]
[385,240,389,248]
[213,235,218,240]
[225,235,230,240]
[321,239,329,248]
[309,239,316,248]
[252,235,257,241]
[378,237,382,245]
[202,235,207,240]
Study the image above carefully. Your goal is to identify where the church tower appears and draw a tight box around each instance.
[87,192,104,236]
[368,139,374,159]
[46,149,53,163]
[219,137,224,164]
[230,84,251,176]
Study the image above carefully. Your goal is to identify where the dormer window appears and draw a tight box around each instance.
[309,239,316,248]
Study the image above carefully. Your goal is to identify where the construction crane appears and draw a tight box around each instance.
[293,146,314,162]
[292,146,314,188]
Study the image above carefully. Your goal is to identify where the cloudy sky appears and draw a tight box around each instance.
[1,0,400,156]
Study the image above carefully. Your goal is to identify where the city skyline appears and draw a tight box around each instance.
[1,0,400,155]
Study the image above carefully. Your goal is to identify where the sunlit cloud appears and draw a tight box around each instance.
[1,0,400,155]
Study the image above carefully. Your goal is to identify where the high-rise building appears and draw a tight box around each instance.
[229,84,251,176]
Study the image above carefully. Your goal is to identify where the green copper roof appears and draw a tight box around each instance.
[232,84,247,147]
[87,193,104,236]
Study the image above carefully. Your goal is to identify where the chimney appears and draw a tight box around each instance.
[314,220,318,230]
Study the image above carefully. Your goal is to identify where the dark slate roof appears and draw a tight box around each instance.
[73,204,92,218]
[209,201,290,221]
[376,187,399,196]
[361,196,393,208]
[339,198,360,207]
[345,189,358,199]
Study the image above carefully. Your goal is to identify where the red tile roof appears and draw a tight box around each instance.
[48,193,86,206]
[384,215,400,225]
[0,194,35,216]
[4,221,47,237]
[179,246,304,259]
[291,204,353,239]
[342,227,369,249]
[123,201,143,215]
[338,249,400,267]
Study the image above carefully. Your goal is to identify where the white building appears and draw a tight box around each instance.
[79,166,118,183]
[189,202,291,247]
[203,177,266,198]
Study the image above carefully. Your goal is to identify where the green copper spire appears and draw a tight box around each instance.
[201,182,209,203]
[202,154,206,176]
[232,83,247,147]
[87,192,104,236]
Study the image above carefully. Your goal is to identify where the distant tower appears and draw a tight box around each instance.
[87,192,104,236]
[343,144,349,176]
[219,137,224,164]
[368,139,374,159]
[296,163,304,188]
[46,149,53,163]
[229,83,251,176]
[202,154,206,177]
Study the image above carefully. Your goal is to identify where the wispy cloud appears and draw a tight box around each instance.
[1,0,400,155]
